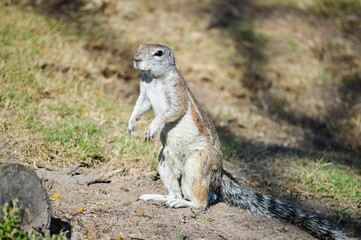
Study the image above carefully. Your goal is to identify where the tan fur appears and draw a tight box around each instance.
[190,95,208,137]
[128,43,222,209]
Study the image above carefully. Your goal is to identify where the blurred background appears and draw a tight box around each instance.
[0,0,360,238]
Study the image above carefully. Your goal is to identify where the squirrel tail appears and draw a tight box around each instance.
[220,171,350,240]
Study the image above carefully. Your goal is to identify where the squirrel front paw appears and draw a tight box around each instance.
[145,118,163,141]
[127,118,137,135]
[145,126,157,141]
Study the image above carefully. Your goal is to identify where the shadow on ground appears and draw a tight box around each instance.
[50,217,72,239]
[207,0,361,236]
[217,124,361,237]
[207,0,361,165]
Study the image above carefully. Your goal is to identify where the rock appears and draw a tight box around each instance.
[0,163,52,235]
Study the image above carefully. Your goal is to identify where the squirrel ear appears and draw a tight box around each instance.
[168,50,175,66]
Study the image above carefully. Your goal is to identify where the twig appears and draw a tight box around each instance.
[210,209,235,217]
[59,164,80,175]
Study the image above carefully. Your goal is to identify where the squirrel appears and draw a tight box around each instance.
[127,43,350,240]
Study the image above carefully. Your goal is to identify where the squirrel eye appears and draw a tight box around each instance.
[154,50,163,57]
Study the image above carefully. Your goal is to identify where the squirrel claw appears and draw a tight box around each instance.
[127,121,136,136]
[144,136,153,141]
[145,129,155,141]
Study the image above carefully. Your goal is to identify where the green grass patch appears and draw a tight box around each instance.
[17,105,108,164]
[313,0,361,18]
[20,107,42,132]
[94,96,134,124]
[286,37,299,52]
[286,157,361,202]
[273,0,361,17]
[0,201,63,240]
[44,120,105,163]
[231,22,269,47]
[48,104,84,118]
[0,9,55,93]
[115,136,158,168]
[0,61,36,108]
[221,140,268,161]
[221,141,244,159]
[1,203,32,240]
[0,7,60,110]
[0,5,117,166]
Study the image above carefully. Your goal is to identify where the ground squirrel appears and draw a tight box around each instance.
[127,43,349,240]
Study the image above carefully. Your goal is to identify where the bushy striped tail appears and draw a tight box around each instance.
[221,171,350,240]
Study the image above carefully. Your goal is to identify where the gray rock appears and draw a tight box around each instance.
[0,163,51,235]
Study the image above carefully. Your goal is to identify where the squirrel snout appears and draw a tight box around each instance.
[133,55,143,70]
[133,56,142,62]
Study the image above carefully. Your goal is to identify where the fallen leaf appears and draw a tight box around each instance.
[39,49,45,57]
[77,207,85,213]
[137,209,145,216]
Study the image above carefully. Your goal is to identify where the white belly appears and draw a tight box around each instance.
[146,81,168,116]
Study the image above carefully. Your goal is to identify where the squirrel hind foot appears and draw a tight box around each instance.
[138,194,169,202]
[166,199,194,208]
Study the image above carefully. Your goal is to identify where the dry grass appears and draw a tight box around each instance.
[273,156,361,207]
[0,2,155,169]
[1,0,361,236]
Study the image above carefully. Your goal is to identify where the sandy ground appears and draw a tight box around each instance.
[45,168,315,240]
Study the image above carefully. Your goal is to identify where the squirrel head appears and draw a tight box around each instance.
[133,43,176,77]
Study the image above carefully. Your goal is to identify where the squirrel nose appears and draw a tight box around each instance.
[134,55,142,62]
